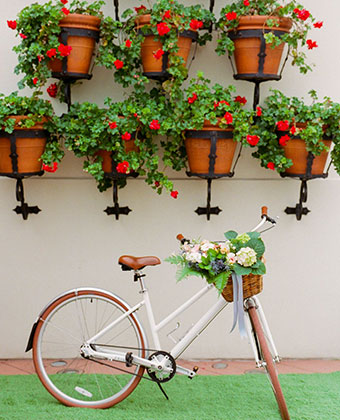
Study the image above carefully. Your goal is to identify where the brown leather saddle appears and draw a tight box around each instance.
[119,255,161,271]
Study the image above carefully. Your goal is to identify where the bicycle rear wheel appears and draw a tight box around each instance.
[247,304,290,420]
[32,289,146,408]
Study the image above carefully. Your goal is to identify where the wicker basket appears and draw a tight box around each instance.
[222,273,263,302]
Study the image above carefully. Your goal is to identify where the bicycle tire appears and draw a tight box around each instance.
[247,305,290,420]
[32,288,147,408]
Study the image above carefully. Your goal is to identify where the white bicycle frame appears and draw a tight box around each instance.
[81,216,280,377]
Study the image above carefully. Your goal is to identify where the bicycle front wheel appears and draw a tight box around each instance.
[32,289,147,408]
[247,305,290,420]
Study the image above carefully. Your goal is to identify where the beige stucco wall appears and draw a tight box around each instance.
[1,0,339,360]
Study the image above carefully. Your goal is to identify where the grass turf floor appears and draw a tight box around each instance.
[0,372,340,420]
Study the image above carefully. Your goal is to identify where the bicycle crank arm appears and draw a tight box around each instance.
[175,364,198,379]
[81,344,173,373]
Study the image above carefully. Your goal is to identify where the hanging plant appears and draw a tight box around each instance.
[216,0,322,75]
[9,0,145,96]
[57,90,177,196]
[0,92,63,174]
[162,72,256,175]
[251,90,340,175]
[121,0,215,88]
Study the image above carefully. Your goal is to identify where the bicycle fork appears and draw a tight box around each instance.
[244,296,281,368]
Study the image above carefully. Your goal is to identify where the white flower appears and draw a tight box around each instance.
[236,247,257,267]
[219,242,230,254]
[186,251,202,263]
[227,252,236,265]
[200,241,215,252]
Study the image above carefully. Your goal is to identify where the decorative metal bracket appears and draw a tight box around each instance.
[186,130,240,220]
[281,152,329,221]
[13,178,41,220]
[0,130,45,220]
[104,179,132,220]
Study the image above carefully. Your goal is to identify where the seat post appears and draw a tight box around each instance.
[134,270,147,293]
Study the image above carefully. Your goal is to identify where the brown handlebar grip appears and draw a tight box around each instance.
[261,206,268,217]
[176,234,184,242]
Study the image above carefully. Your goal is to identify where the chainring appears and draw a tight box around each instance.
[147,351,176,383]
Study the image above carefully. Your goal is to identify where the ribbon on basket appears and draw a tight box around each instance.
[230,273,247,338]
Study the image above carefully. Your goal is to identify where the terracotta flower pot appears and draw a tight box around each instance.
[0,116,48,174]
[97,140,139,174]
[135,14,196,75]
[280,123,332,175]
[185,121,237,175]
[228,15,292,79]
[48,14,101,76]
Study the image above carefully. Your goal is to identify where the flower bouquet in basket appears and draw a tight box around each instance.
[166,231,266,298]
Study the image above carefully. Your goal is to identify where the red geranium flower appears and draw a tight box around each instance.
[37,55,43,62]
[114,59,124,69]
[313,21,323,29]
[279,134,291,146]
[226,11,237,21]
[157,22,171,36]
[153,49,164,60]
[306,39,318,50]
[47,83,58,98]
[61,7,70,15]
[125,39,132,48]
[190,19,203,30]
[7,20,17,30]
[134,5,147,13]
[60,0,68,4]
[290,126,296,135]
[150,119,161,130]
[108,121,117,130]
[243,0,250,5]
[214,100,230,109]
[33,77,38,85]
[43,162,58,173]
[46,48,57,58]
[170,190,178,199]
[19,33,27,39]
[276,120,290,131]
[58,44,72,57]
[267,162,275,170]
[116,161,130,174]
[246,135,259,146]
[188,93,197,104]
[155,181,160,187]
[294,8,310,21]
[122,132,131,141]
[162,10,171,20]
[256,106,262,116]
[234,96,247,105]
[223,112,233,124]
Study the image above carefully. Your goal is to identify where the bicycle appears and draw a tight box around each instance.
[25,207,290,420]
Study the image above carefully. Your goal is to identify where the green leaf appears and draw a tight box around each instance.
[176,266,202,282]
[224,230,238,240]
[233,264,251,276]
[214,272,229,294]
[251,261,266,275]
[246,238,265,258]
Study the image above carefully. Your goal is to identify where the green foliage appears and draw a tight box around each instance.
[216,0,320,74]
[252,90,340,173]
[167,231,266,293]
[57,91,176,193]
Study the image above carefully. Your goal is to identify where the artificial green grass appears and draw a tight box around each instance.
[1,372,340,420]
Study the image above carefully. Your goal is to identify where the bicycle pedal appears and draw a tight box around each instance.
[188,366,199,379]
[125,352,133,367]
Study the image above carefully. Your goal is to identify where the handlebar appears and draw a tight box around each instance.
[177,206,277,242]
